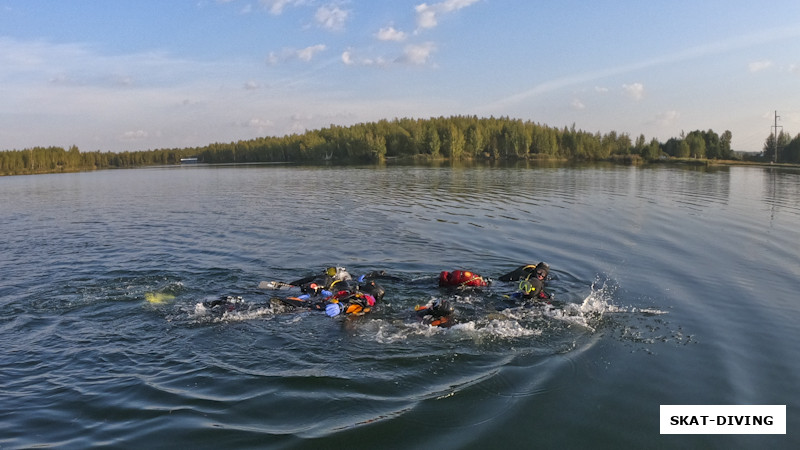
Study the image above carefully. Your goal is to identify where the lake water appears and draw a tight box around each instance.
[1,163,798,449]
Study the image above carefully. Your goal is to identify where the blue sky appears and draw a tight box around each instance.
[2,0,800,152]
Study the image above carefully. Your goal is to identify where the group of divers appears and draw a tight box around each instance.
[203,262,553,327]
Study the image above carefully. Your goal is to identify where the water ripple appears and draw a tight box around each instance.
[2,164,799,448]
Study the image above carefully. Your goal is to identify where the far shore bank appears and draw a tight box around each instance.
[4,155,800,178]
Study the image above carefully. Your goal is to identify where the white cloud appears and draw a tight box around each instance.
[656,110,680,127]
[594,86,609,93]
[121,130,149,140]
[244,80,260,90]
[376,26,407,42]
[790,64,800,76]
[1,38,87,79]
[341,49,388,67]
[268,44,326,64]
[415,4,438,30]
[748,60,773,72]
[571,98,585,110]
[0,37,210,96]
[243,117,274,132]
[288,113,316,134]
[490,26,800,114]
[315,4,348,31]
[439,0,481,11]
[398,42,436,65]
[297,44,326,61]
[259,0,305,15]
[623,82,644,101]
[415,0,480,31]
[341,50,353,65]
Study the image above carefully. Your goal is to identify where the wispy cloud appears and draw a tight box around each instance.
[0,37,207,92]
[415,0,480,32]
[255,1,348,30]
[376,26,407,42]
[315,4,349,31]
[298,44,327,61]
[655,110,680,127]
[341,50,354,65]
[120,129,149,141]
[571,98,586,110]
[342,42,437,67]
[748,60,773,72]
[268,44,327,64]
[487,25,800,111]
[259,0,306,15]
[242,117,274,132]
[623,82,644,101]
[341,49,388,67]
[1,38,89,78]
[397,42,436,65]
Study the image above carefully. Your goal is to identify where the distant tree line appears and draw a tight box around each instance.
[661,129,734,160]
[762,130,800,164]
[0,145,196,175]
[2,115,797,176]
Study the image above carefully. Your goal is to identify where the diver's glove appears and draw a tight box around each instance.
[325,302,342,317]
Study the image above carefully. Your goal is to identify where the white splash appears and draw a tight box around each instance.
[189,298,274,323]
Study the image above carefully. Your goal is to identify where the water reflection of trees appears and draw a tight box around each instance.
[764,168,800,220]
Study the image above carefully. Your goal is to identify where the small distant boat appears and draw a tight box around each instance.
[180,157,198,164]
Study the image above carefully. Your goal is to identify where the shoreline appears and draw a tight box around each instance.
[3,155,799,177]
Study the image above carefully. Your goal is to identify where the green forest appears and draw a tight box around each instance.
[2,115,799,176]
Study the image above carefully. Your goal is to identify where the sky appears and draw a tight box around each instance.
[2,0,800,153]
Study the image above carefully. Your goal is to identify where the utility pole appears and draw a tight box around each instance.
[772,110,782,163]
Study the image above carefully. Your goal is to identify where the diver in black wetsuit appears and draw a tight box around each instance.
[204,267,390,316]
[414,298,455,327]
[411,263,554,327]
[286,268,398,295]
[202,295,246,313]
[271,267,391,316]
[322,279,384,317]
[499,262,552,301]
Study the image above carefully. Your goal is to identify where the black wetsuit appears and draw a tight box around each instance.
[499,263,551,300]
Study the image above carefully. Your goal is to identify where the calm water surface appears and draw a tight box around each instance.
[1,163,798,449]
